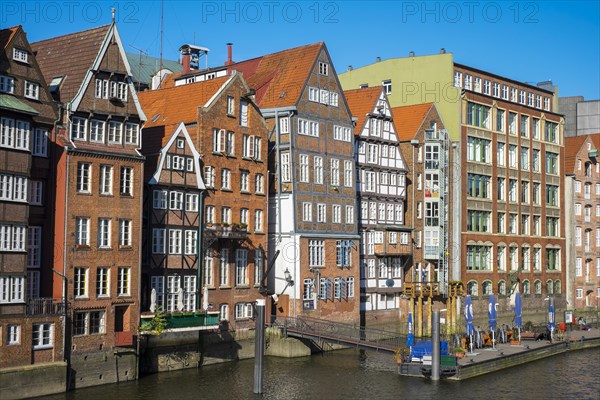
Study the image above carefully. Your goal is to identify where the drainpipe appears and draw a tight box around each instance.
[196,191,205,310]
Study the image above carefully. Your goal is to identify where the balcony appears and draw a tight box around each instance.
[404,281,440,297]
[205,224,248,240]
[424,246,440,260]
[140,311,220,333]
[26,298,65,316]
[374,242,411,256]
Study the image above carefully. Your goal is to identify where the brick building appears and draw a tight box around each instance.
[139,71,269,328]
[1,25,65,371]
[344,87,410,322]
[564,134,600,311]
[228,43,361,323]
[32,21,146,388]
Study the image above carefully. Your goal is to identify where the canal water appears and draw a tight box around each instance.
[40,348,599,400]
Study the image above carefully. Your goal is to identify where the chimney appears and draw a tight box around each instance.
[409,51,415,57]
[440,48,446,54]
[376,57,381,63]
[225,43,234,66]
[182,52,191,74]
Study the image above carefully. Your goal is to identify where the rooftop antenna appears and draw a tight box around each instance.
[159,0,164,74]
[129,44,148,91]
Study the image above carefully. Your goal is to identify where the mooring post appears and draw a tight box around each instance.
[432,309,441,381]
[254,298,266,394]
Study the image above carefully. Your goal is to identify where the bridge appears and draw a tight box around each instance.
[273,316,407,354]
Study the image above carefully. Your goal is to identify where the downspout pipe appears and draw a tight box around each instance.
[196,190,205,310]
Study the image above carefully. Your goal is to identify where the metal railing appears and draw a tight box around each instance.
[274,316,405,353]
[26,298,65,316]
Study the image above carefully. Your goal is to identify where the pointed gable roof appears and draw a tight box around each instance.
[564,134,600,174]
[343,86,384,134]
[392,103,435,141]
[138,75,231,133]
[0,26,19,49]
[31,25,110,103]
[227,42,323,109]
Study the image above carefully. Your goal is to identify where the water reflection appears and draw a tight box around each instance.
[41,348,599,400]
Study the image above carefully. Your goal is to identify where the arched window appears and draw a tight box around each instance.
[546,279,554,295]
[467,280,479,296]
[522,280,530,295]
[554,280,561,294]
[534,280,542,295]
[498,280,507,296]
[482,280,493,296]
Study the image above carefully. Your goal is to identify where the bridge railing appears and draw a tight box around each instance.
[273,316,406,351]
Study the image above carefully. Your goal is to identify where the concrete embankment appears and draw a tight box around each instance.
[0,361,67,400]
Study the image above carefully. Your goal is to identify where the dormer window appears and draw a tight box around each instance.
[227,96,235,115]
[176,138,185,149]
[13,48,28,63]
[382,80,392,94]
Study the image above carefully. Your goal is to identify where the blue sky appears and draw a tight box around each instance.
[3,0,599,99]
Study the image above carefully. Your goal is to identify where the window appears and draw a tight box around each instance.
[332,205,341,223]
[466,173,491,198]
[7,325,20,345]
[98,218,111,248]
[336,240,351,268]
[108,121,122,143]
[546,217,559,237]
[23,80,40,100]
[74,311,105,336]
[255,174,264,194]
[309,240,324,267]
[493,82,500,97]
[71,117,87,140]
[545,152,558,175]
[508,112,517,135]
[77,163,91,193]
[298,118,319,137]
[99,165,113,195]
[299,155,309,182]
[75,217,89,246]
[303,278,315,301]
[280,153,290,182]
[219,249,229,287]
[382,79,392,94]
[74,268,88,297]
[313,156,323,184]
[152,229,166,254]
[466,210,490,232]
[473,77,481,92]
[483,80,491,95]
[118,267,130,296]
[169,229,182,254]
[546,248,560,271]
[0,174,28,202]
[118,219,132,247]
[319,62,329,75]
[184,230,197,255]
[466,136,491,163]
[303,202,312,222]
[330,159,340,186]
[120,167,133,196]
[333,125,352,142]
[496,109,505,132]
[169,191,183,210]
[242,135,260,159]
[89,119,105,143]
[0,75,15,94]
[308,87,319,102]
[508,213,518,234]
[0,276,24,304]
[532,149,540,172]
[235,303,254,319]
[546,185,559,207]
[32,323,54,349]
[204,166,216,188]
[124,123,139,145]
[497,245,506,271]
[221,169,231,190]
[279,117,289,134]
[235,249,248,286]
[520,115,529,137]
[466,102,490,129]
[497,212,505,233]
[254,210,263,232]
[222,207,231,224]
[344,160,353,187]
[240,171,250,192]
[346,206,354,224]
[466,245,492,270]
[521,181,529,203]
[509,179,517,202]
[454,72,462,87]
[240,100,248,127]
[227,96,235,115]
[520,147,529,170]
[464,74,472,90]
[545,121,558,143]
[152,190,167,209]
[96,267,109,297]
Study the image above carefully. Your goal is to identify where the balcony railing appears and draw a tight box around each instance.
[205,224,248,240]
[140,311,220,333]
[27,298,65,316]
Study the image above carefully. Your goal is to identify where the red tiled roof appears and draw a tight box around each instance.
[0,26,19,49]
[343,87,383,135]
[565,133,600,174]
[227,42,323,108]
[31,25,110,103]
[138,75,230,135]
[391,103,434,141]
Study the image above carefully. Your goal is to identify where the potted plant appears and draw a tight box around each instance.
[454,347,466,358]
